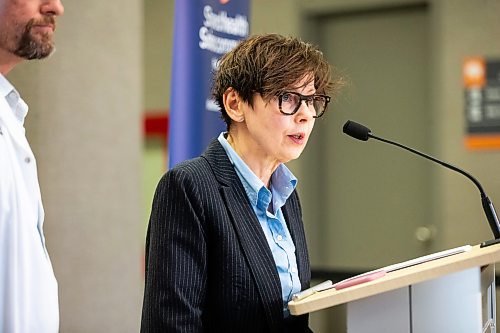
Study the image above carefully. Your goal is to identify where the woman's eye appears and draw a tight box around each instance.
[282,93,292,102]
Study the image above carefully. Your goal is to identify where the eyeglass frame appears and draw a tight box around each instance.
[277,91,331,118]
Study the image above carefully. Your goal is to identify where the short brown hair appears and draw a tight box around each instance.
[212,34,341,130]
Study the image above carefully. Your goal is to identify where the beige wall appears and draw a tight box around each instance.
[292,0,500,251]
[431,0,500,247]
[144,0,174,111]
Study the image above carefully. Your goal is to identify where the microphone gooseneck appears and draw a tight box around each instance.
[343,120,500,240]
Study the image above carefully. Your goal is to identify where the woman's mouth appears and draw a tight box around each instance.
[288,133,306,144]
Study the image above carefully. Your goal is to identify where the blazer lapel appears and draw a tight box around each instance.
[202,140,283,329]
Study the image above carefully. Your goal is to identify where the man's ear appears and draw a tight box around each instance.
[223,88,245,123]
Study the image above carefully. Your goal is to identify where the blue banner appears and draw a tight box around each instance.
[168,0,250,168]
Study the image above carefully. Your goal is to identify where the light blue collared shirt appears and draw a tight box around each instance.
[218,132,302,316]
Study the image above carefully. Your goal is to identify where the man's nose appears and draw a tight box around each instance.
[41,0,65,16]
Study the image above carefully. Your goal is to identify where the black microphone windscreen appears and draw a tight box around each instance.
[343,120,371,141]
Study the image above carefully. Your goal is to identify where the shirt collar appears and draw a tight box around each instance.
[217,132,297,210]
[0,73,14,98]
[270,163,297,210]
[0,73,29,124]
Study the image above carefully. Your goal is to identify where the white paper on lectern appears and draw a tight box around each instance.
[332,244,472,290]
[383,244,472,273]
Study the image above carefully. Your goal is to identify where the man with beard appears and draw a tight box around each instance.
[0,0,64,332]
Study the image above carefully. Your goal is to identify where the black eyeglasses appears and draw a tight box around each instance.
[277,92,331,118]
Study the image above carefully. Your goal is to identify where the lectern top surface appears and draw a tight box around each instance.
[289,243,500,315]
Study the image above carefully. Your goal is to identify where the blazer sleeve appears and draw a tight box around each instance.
[140,168,207,333]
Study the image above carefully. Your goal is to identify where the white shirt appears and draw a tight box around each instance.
[0,74,59,333]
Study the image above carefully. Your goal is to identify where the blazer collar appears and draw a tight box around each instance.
[201,139,239,187]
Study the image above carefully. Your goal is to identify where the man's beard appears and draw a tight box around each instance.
[14,16,56,60]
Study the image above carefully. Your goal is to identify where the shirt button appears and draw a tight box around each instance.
[25,157,31,163]
[276,235,283,241]
[291,267,297,273]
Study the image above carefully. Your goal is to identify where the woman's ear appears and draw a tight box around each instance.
[223,88,245,123]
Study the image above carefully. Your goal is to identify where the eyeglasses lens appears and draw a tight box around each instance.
[280,92,327,117]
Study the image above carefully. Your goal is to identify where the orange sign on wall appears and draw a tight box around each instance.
[463,57,486,88]
[464,57,500,149]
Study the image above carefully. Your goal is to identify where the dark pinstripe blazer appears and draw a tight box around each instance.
[141,139,312,333]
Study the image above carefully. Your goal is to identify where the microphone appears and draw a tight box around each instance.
[343,120,500,240]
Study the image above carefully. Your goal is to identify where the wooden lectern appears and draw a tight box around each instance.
[289,244,500,333]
